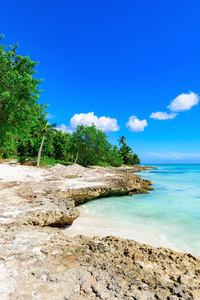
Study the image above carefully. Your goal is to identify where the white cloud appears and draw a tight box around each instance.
[150,111,178,120]
[167,92,199,112]
[57,112,120,133]
[140,152,200,163]
[126,115,148,132]
[56,124,72,134]
[69,112,119,132]
[46,113,55,120]
[142,152,181,160]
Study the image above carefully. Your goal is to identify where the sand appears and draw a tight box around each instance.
[64,205,183,252]
[0,163,51,182]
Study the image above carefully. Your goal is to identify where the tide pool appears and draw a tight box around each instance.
[66,165,200,256]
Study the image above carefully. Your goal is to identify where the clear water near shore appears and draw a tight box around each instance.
[65,165,200,256]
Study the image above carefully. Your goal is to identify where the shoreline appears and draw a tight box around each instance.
[0,162,197,254]
[0,163,200,299]
[63,205,183,253]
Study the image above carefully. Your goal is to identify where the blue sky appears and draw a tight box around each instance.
[1,0,200,163]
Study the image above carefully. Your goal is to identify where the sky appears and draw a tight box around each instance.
[1,0,200,163]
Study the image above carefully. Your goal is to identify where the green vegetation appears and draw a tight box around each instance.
[34,121,57,167]
[0,34,46,157]
[0,36,140,167]
[118,136,140,165]
[71,124,123,167]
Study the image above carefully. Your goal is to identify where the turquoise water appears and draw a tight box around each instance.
[81,165,200,256]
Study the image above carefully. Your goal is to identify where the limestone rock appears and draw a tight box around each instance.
[56,169,154,205]
[0,227,199,299]
[2,164,200,299]
[16,197,80,227]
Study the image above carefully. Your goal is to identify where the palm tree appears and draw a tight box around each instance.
[118,136,126,146]
[35,121,57,167]
[73,125,85,164]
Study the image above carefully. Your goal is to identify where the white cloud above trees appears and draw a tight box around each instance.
[126,115,148,132]
[56,123,73,133]
[150,111,178,120]
[57,92,199,135]
[57,112,120,133]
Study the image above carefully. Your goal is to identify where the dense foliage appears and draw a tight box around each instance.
[0,34,46,156]
[71,124,123,167]
[118,136,140,165]
[0,36,140,167]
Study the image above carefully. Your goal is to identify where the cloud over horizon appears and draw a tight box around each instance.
[150,111,178,120]
[57,112,120,133]
[140,151,200,163]
[167,92,199,112]
[126,115,148,132]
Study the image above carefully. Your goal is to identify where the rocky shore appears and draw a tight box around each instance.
[0,163,200,299]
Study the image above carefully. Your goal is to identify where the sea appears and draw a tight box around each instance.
[65,165,200,256]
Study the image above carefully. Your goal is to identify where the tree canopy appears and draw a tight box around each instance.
[118,137,140,165]
[71,124,123,167]
[0,35,46,155]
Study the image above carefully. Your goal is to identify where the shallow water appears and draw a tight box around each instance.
[66,165,200,256]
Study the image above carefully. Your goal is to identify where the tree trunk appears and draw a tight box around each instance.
[74,149,79,164]
[83,146,89,167]
[37,135,45,167]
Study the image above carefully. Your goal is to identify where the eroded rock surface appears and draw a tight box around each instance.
[16,196,80,227]
[55,167,154,205]
[0,164,153,227]
[0,163,200,299]
[0,226,200,299]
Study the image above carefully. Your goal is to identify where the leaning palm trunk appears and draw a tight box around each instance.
[37,135,45,167]
[74,149,79,164]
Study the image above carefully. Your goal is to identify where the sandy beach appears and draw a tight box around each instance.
[64,205,182,252]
